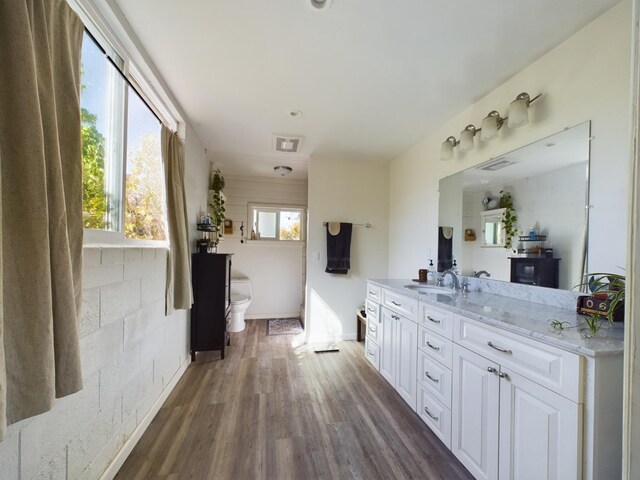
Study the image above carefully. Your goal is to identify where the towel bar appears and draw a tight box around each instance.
[322,222,372,228]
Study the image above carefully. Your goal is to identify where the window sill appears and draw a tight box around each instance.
[244,239,305,247]
[83,228,169,249]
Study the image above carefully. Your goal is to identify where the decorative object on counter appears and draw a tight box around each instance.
[499,190,517,250]
[325,222,353,274]
[464,228,476,241]
[208,168,226,248]
[427,259,436,283]
[418,268,428,283]
[574,273,625,337]
[439,92,541,161]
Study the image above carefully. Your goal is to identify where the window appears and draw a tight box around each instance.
[80,32,167,242]
[249,204,306,241]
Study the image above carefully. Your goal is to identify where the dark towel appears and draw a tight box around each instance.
[325,222,353,274]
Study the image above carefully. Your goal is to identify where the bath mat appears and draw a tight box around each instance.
[266,318,304,336]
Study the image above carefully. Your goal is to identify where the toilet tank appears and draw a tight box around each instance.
[230,277,252,298]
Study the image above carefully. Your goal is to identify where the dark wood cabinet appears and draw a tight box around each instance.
[191,253,232,361]
[509,257,560,289]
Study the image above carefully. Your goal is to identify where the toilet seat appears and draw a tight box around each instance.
[230,294,249,305]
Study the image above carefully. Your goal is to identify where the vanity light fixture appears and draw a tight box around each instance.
[459,124,479,151]
[439,92,541,160]
[440,136,458,162]
[274,165,293,176]
[480,111,504,142]
[507,92,542,128]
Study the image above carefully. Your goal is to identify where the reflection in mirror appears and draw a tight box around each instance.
[438,226,453,272]
[438,121,590,291]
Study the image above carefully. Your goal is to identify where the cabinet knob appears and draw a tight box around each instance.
[424,407,439,421]
[487,341,512,354]
[426,341,440,351]
[487,367,497,374]
[425,372,440,383]
[498,371,510,380]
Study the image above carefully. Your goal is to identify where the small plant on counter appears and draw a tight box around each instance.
[499,190,518,250]
[574,272,625,338]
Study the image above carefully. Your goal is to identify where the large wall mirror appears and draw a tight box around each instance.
[438,121,591,291]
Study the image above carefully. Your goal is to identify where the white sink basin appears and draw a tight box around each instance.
[404,284,456,295]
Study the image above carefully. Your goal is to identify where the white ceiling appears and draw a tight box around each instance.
[113,0,619,179]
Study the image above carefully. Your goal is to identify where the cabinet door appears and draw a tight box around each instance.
[499,369,582,480]
[396,316,418,410]
[379,308,396,386]
[452,344,500,480]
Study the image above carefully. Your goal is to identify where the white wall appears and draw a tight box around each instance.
[216,174,308,319]
[0,127,209,478]
[388,0,632,279]
[306,157,389,342]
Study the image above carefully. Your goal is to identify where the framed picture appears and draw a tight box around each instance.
[224,219,233,235]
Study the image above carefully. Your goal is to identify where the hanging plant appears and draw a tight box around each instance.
[499,190,518,250]
[208,169,226,245]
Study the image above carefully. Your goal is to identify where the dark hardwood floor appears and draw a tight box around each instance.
[116,319,473,479]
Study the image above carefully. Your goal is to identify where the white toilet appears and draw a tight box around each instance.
[229,277,252,332]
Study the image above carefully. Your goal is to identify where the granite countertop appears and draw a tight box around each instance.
[368,279,625,357]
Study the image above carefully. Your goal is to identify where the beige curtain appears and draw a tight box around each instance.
[0,0,84,439]
[162,127,193,314]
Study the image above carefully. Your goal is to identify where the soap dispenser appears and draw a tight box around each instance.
[427,259,435,284]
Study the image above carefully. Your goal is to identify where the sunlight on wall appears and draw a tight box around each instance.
[304,289,344,343]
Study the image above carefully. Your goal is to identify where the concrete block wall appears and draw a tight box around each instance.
[0,246,190,479]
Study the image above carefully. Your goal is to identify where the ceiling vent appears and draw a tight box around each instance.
[476,157,517,172]
[273,135,303,153]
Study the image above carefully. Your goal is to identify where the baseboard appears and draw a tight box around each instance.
[99,358,190,480]
[245,313,299,320]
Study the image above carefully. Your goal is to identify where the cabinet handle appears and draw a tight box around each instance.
[498,371,510,380]
[425,372,439,383]
[369,291,378,297]
[426,341,440,351]
[367,307,375,313]
[487,367,497,374]
[424,407,439,421]
[369,325,377,332]
[391,300,401,307]
[368,349,376,356]
[487,341,512,354]
[391,314,400,320]
[426,316,441,324]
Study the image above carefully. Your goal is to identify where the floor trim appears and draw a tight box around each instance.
[99,358,190,480]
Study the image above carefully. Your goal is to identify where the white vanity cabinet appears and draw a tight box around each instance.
[452,314,582,480]
[364,298,381,369]
[416,303,455,447]
[380,307,418,409]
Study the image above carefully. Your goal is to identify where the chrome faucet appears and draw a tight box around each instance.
[439,269,461,290]
[475,270,491,278]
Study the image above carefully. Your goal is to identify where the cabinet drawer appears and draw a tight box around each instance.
[417,384,451,448]
[382,289,418,321]
[454,315,582,402]
[419,303,454,339]
[418,326,453,370]
[366,283,382,303]
[366,314,381,343]
[365,336,380,370]
[365,299,379,321]
[418,350,452,408]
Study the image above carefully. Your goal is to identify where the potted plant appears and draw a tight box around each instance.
[208,169,226,248]
[499,190,518,250]
[574,273,625,337]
